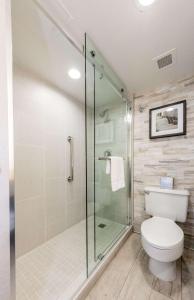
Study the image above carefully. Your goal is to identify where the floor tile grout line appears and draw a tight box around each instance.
[181,256,183,300]
[149,277,157,300]
[148,280,155,300]
[116,245,143,300]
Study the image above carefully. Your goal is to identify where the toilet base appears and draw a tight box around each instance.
[149,257,176,281]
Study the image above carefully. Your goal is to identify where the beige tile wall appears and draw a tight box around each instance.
[133,76,194,247]
[14,66,86,257]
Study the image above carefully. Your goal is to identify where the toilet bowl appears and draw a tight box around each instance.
[141,186,189,281]
[141,216,184,281]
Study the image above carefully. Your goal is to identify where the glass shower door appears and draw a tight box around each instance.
[85,34,132,273]
[94,72,130,260]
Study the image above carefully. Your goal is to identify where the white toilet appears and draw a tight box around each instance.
[141,186,190,282]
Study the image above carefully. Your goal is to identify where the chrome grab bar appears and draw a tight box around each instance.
[67,136,73,182]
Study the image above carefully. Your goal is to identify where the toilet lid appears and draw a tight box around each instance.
[141,217,184,250]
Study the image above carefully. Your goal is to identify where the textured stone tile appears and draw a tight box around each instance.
[133,78,194,242]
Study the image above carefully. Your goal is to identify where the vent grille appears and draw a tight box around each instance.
[157,54,173,69]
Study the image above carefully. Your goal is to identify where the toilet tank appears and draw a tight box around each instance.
[144,186,190,222]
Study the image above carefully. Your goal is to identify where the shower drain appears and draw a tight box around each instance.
[98,223,106,228]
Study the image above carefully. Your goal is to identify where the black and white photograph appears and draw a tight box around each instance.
[149,100,186,139]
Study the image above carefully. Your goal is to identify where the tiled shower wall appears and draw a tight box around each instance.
[14,66,85,257]
[133,76,194,247]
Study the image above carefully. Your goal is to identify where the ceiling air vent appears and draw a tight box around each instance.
[157,54,173,69]
[152,49,176,70]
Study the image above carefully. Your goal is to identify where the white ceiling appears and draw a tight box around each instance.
[13,0,194,97]
[56,0,194,94]
[12,0,123,106]
[12,0,85,103]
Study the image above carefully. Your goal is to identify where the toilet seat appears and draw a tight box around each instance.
[141,216,184,250]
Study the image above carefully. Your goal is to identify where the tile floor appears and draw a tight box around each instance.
[85,233,194,300]
[16,216,125,300]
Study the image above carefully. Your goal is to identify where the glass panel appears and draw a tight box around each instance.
[12,0,86,299]
[85,34,132,274]
[95,73,130,260]
[85,49,96,274]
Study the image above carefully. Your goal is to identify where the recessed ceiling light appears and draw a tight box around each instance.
[137,0,155,6]
[68,68,81,79]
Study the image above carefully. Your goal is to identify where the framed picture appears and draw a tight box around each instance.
[149,100,186,139]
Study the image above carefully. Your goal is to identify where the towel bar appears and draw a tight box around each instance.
[98,157,111,160]
[98,157,125,161]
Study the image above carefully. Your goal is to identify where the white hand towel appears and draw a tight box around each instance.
[106,156,125,192]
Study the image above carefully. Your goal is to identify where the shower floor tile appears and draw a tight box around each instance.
[16,217,125,300]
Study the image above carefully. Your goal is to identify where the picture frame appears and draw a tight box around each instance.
[149,100,186,139]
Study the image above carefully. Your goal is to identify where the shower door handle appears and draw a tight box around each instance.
[67,136,73,182]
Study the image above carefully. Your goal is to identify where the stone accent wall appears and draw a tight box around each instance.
[133,76,194,248]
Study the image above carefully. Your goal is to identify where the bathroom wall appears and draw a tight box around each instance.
[133,76,194,247]
[14,66,86,257]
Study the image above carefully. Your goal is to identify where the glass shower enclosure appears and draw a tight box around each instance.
[11,1,132,299]
[85,35,132,274]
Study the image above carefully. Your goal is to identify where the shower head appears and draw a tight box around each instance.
[99,109,110,123]
[99,109,108,118]
[99,73,104,80]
